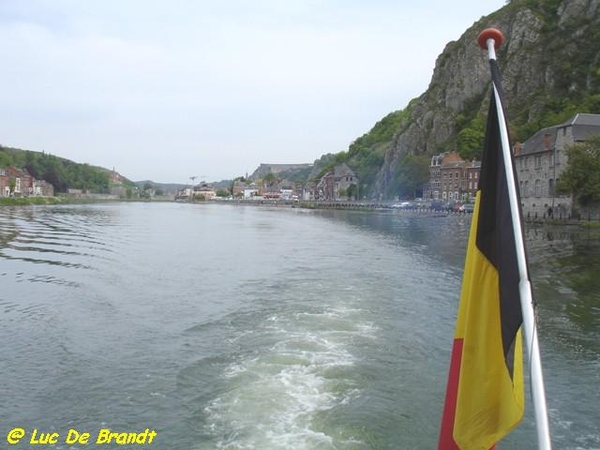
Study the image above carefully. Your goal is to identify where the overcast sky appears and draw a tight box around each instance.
[0,0,506,184]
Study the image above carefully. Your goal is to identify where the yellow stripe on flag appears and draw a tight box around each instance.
[452,193,524,449]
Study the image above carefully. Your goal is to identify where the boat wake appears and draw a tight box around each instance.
[180,297,377,450]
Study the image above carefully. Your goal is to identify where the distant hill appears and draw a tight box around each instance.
[250,163,313,182]
[0,145,134,193]
[134,180,188,195]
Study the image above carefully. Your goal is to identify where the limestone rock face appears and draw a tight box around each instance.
[371,0,600,198]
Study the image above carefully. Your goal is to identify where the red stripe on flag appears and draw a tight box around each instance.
[438,339,462,450]
[438,339,496,450]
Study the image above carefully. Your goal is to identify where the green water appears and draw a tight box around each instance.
[0,203,597,449]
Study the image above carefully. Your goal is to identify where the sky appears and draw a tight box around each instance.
[0,0,507,184]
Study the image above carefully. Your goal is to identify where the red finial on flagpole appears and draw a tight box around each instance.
[477,28,504,50]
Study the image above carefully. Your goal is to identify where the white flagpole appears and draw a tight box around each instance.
[478,28,552,450]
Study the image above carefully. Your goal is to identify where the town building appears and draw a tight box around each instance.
[108,169,129,197]
[424,152,480,203]
[464,160,481,200]
[0,166,54,197]
[243,183,259,199]
[298,181,316,201]
[514,113,600,219]
[232,180,247,197]
[192,182,216,200]
[316,163,359,200]
[441,160,464,203]
[33,179,54,196]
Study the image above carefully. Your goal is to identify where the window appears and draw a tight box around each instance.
[535,179,541,197]
[549,179,555,196]
[524,180,529,198]
[535,156,542,169]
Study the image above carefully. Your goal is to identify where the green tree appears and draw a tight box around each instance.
[347,183,358,200]
[263,172,278,190]
[25,151,43,179]
[0,148,12,167]
[457,115,485,161]
[557,137,600,206]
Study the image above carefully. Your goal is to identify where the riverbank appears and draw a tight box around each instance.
[5,195,600,230]
[0,196,126,206]
[0,196,175,206]
[0,196,64,206]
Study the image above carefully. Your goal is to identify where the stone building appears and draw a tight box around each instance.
[316,163,359,200]
[424,153,444,200]
[1,167,31,196]
[33,179,55,196]
[192,182,216,200]
[0,166,55,197]
[514,113,600,219]
[441,160,464,203]
[464,160,481,200]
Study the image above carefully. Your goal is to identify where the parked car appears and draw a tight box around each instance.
[430,201,447,211]
[392,201,414,209]
[459,203,474,213]
[451,202,462,212]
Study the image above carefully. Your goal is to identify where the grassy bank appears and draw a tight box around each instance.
[0,196,176,206]
[0,197,64,206]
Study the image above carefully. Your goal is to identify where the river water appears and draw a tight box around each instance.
[0,202,598,449]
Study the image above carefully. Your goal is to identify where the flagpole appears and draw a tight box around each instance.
[478,28,552,450]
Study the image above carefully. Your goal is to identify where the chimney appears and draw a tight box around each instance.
[543,133,552,150]
[513,141,522,155]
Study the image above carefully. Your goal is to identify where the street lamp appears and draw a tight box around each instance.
[189,176,197,202]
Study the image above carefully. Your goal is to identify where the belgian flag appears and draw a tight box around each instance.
[437,56,525,448]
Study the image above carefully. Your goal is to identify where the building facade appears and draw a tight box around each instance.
[424,152,480,203]
[514,113,600,219]
[316,164,359,200]
[0,166,54,197]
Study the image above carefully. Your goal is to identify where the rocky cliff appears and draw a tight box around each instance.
[372,0,600,198]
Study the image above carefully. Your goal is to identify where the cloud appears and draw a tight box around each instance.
[0,0,506,182]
